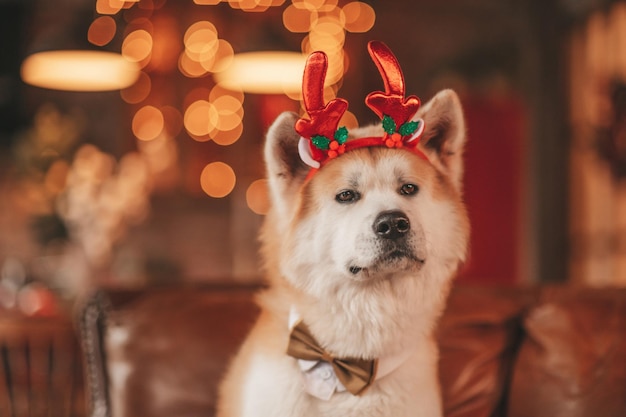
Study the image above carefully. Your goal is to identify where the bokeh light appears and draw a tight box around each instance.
[184,21,219,59]
[340,110,359,130]
[212,95,243,131]
[212,123,243,146]
[122,29,153,64]
[96,0,124,15]
[132,105,164,141]
[88,16,117,46]
[343,1,376,33]
[283,4,315,32]
[179,51,208,77]
[184,100,218,139]
[246,179,270,215]
[120,71,151,104]
[209,40,235,72]
[200,162,236,198]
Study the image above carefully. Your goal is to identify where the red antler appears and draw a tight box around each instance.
[295,51,348,163]
[365,41,420,128]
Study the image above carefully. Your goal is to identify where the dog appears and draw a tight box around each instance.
[217,41,469,417]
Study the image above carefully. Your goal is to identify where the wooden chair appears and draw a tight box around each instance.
[0,313,85,417]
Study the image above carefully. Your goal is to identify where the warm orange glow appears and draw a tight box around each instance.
[293,0,325,11]
[120,71,151,103]
[211,123,243,146]
[214,51,306,94]
[179,51,208,77]
[209,40,235,72]
[184,87,212,108]
[283,4,315,33]
[122,29,153,63]
[200,162,236,198]
[184,21,219,60]
[21,51,140,91]
[161,105,183,137]
[150,16,181,72]
[232,0,252,10]
[342,1,376,33]
[246,179,270,215]
[194,0,222,4]
[210,84,244,103]
[96,0,123,15]
[308,22,345,53]
[339,110,359,129]
[88,16,117,46]
[132,105,164,141]
[185,100,218,138]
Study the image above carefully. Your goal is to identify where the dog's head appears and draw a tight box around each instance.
[261,43,469,303]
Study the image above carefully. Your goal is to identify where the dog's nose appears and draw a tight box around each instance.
[373,210,410,240]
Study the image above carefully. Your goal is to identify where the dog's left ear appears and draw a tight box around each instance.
[415,89,466,191]
[264,111,310,220]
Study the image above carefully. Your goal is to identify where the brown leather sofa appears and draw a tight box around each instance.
[79,285,626,417]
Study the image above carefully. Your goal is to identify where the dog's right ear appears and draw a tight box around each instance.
[264,111,311,218]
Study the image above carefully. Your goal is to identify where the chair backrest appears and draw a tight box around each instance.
[79,286,260,417]
[0,314,85,417]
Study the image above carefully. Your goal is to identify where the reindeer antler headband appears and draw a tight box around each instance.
[296,41,427,171]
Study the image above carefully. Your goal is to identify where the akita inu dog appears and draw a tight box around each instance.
[217,41,469,417]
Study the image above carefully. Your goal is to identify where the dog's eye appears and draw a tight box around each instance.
[399,183,419,196]
[335,190,360,203]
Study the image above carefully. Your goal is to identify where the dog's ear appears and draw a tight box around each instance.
[415,89,466,191]
[264,111,310,218]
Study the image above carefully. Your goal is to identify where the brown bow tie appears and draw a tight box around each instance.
[287,320,378,396]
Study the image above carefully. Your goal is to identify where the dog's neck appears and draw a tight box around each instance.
[277,266,454,359]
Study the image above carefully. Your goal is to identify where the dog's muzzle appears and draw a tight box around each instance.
[372,210,410,240]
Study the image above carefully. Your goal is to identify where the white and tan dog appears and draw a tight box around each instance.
[217,41,469,417]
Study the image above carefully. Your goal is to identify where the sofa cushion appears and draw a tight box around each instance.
[438,286,536,417]
[98,287,259,417]
[508,287,626,417]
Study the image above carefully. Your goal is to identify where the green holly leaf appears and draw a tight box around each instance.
[334,126,348,144]
[312,135,330,150]
[399,120,418,136]
[382,115,396,135]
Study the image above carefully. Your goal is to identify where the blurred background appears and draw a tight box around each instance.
[0,0,625,316]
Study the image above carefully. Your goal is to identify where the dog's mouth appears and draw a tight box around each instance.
[348,250,425,276]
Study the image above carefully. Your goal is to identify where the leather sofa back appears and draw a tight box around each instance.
[80,285,626,417]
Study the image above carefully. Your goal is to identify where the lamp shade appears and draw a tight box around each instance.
[213,51,307,94]
[21,50,140,92]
